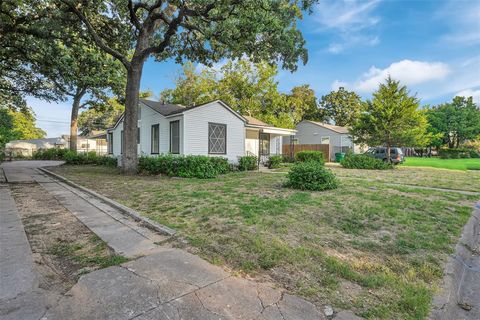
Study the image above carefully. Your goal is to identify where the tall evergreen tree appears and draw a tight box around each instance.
[350,77,431,161]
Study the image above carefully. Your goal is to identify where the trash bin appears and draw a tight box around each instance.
[335,152,346,162]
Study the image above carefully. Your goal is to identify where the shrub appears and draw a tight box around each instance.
[138,155,231,178]
[295,151,325,165]
[33,148,117,167]
[282,155,295,163]
[340,154,393,170]
[32,148,70,160]
[238,155,258,171]
[438,148,475,159]
[285,161,338,191]
[267,155,283,169]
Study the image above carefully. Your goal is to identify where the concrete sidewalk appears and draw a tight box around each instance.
[0,184,57,320]
[1,161,331,320]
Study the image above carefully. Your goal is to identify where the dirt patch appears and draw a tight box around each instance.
[10,183,128,294]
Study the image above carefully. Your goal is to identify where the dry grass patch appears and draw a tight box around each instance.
[50,165,479,319]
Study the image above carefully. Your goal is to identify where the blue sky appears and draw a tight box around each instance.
[30,0,480,137]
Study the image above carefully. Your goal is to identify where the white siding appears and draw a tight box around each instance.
[183,101,245,162]
[111,121,123,157]
[285,121,355,161]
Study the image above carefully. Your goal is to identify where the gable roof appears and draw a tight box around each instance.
[303,120,349,134]
[140,99,185,116]
[243,116,269,127]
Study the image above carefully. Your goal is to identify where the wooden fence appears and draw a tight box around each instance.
[282,144,330,161]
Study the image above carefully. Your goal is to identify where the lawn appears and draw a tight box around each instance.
[401,157,480,171]
[50,165,479,319]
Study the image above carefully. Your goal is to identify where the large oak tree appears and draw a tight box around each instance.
[60,0,317,173]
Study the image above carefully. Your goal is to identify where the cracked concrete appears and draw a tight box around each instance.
[430,202,480,320]
[2,161,325,320]
[42,249,325,320]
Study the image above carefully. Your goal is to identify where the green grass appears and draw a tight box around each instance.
[49,234,128,270]
[401,157,480,170]
[50,165,479,320]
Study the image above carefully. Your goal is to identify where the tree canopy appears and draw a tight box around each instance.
[425,96,480,148]
[350,77,431,160]
[316,87,363,126]
[0,106,45,148]
[57,0,317,173]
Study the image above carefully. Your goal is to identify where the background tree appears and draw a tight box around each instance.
[161,59,318,128]
[78,91,152,135]
[350,77,431,161]
[0,106,45,148]
[426,96,480,148]
[287,84,319,123]
[317,87,363,126]
[60,0,317,173]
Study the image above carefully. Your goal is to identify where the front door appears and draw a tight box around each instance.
[259,132,270,164]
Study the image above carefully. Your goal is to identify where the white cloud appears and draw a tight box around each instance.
[313,0,381,53]
[455,88,480,104]
[314,0,381,31]
[351,60,451,93]
[436,0,480,45]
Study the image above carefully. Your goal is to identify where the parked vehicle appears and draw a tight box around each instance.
[364,147,405,164]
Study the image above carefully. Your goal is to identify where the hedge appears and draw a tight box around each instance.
[438,148,479,159]
[340,154,393,170]
[295,151,325,165]
[285,161,338,191]
[138,154,230,178]
[33,149,117,167]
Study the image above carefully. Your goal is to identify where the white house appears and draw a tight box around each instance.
[284,120,365,161]
[107,99,296,163]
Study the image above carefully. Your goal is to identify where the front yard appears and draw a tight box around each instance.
[401,157,480,171]
[50,165,479,319]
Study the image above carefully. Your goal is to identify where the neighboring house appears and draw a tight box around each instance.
[107,99,296,164]
[5,138,67,157]
[4,134,108,157]
[284,120,365,161]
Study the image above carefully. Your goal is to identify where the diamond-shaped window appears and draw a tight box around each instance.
[209,123,226,154]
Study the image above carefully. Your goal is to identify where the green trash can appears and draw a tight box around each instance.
[335,152,346,162]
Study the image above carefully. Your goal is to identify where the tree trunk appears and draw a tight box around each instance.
[69,91,84,151]
[122,59,144,174]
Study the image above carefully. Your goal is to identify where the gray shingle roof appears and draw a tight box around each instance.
[140,99,186,116]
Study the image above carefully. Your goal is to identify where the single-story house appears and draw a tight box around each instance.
[283,120,365,161]
[107,99,296,164]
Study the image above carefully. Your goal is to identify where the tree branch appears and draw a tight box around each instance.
[62,1,130,69]
[127,0,141,31]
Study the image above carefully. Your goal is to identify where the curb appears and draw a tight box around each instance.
[429,202,480,319]
[38,167,176,237]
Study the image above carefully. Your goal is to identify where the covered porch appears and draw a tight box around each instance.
[245,124,296,163]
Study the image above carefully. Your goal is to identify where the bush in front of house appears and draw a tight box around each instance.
[438,148,478,159]
[285,161,338,191]
[267,155,283,169]
[295,150,325,165]
[32,148,71,160]
[33,149,117,167]
[238,155,258,171]
[340,154,393,170]
[138,155,230,178]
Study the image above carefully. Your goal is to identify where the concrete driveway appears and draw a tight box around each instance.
[1,160,64,183]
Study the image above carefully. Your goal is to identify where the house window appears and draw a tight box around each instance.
[321,136,330,145]
[120,130,124,154]
[259,133,270,155]
[137,127,140,144]
[170,121,180,154]
[151,124,159,154]
[107,132,113,154]
[208,123,226,154]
